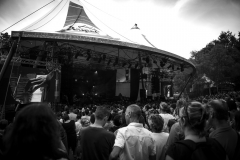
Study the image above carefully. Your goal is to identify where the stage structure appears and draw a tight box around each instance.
[0,0,196,119]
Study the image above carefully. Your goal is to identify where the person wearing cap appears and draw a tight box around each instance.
[159,102,175,132]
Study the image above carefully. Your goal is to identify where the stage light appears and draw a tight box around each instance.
[82,93,84,96]
[128,63,132,68]
[86,50,91,61]
[107,59,111,65]
[95,71,98,74]
[95,93,98,95]
[135,63,138,69]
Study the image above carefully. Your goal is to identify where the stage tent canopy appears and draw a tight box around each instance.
[8,0,195,75]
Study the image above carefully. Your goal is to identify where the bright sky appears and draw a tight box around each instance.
[0,0,239,59]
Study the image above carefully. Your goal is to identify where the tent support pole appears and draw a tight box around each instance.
[177,74,193,100]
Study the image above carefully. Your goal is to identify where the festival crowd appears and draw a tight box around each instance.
[0,91,240,160]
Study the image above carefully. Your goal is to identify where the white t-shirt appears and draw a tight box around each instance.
[152,132,169,160]
[159,113,175,132]
[114,122,156,160]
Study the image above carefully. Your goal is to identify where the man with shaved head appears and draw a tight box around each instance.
[208,99,238,160]
[109,104,156,160]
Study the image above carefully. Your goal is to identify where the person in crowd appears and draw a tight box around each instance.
[207,99,238,160]
[2,103,68,160]
[104,113,114,131]
[110,104,156,160]
[75,114,82,136]
[165,101,227,160]
[62,114,77,157]
[109,114,122,133]
[148,114,169,160]
[68,107,77,121]
[159,102,175,132]
[81,108,91,121]
[80,105,115,160]
[56,112,63,123]
[167,119,177,133]
[173,99,186,120]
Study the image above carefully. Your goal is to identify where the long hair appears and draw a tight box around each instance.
[3,103,63,160]
[180,101,207,137]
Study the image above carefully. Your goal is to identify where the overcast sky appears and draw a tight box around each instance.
[0,0,239,59]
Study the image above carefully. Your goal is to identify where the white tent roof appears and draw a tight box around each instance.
[11,0,196,75]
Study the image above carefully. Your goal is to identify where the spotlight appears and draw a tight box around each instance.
[107,59,111,65]
[135,63,138,69]
[86,50,91,61]
[128,63,132,68]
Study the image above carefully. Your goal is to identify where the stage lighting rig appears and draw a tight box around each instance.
[107,59,111,65]
[102,54,106,61]
[135,63,138,69]
[86,50,91,61]
[145,56,149,63]
[180,64,184,72]
[98,56,102,63]
[128,63,132,68]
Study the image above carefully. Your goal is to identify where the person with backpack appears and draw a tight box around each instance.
[165,101,228,160]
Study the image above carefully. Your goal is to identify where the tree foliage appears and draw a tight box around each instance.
[174,31,240,97]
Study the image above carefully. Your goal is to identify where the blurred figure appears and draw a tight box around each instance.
[207,99,238,160]
[159,102,174,132]
[109,114,122,133]
[62,114,77,157]
[68,107,77,121]
[2,103,68,160]
[148,114,169,160]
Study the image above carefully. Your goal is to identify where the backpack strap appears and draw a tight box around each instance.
[176,139,197,152]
